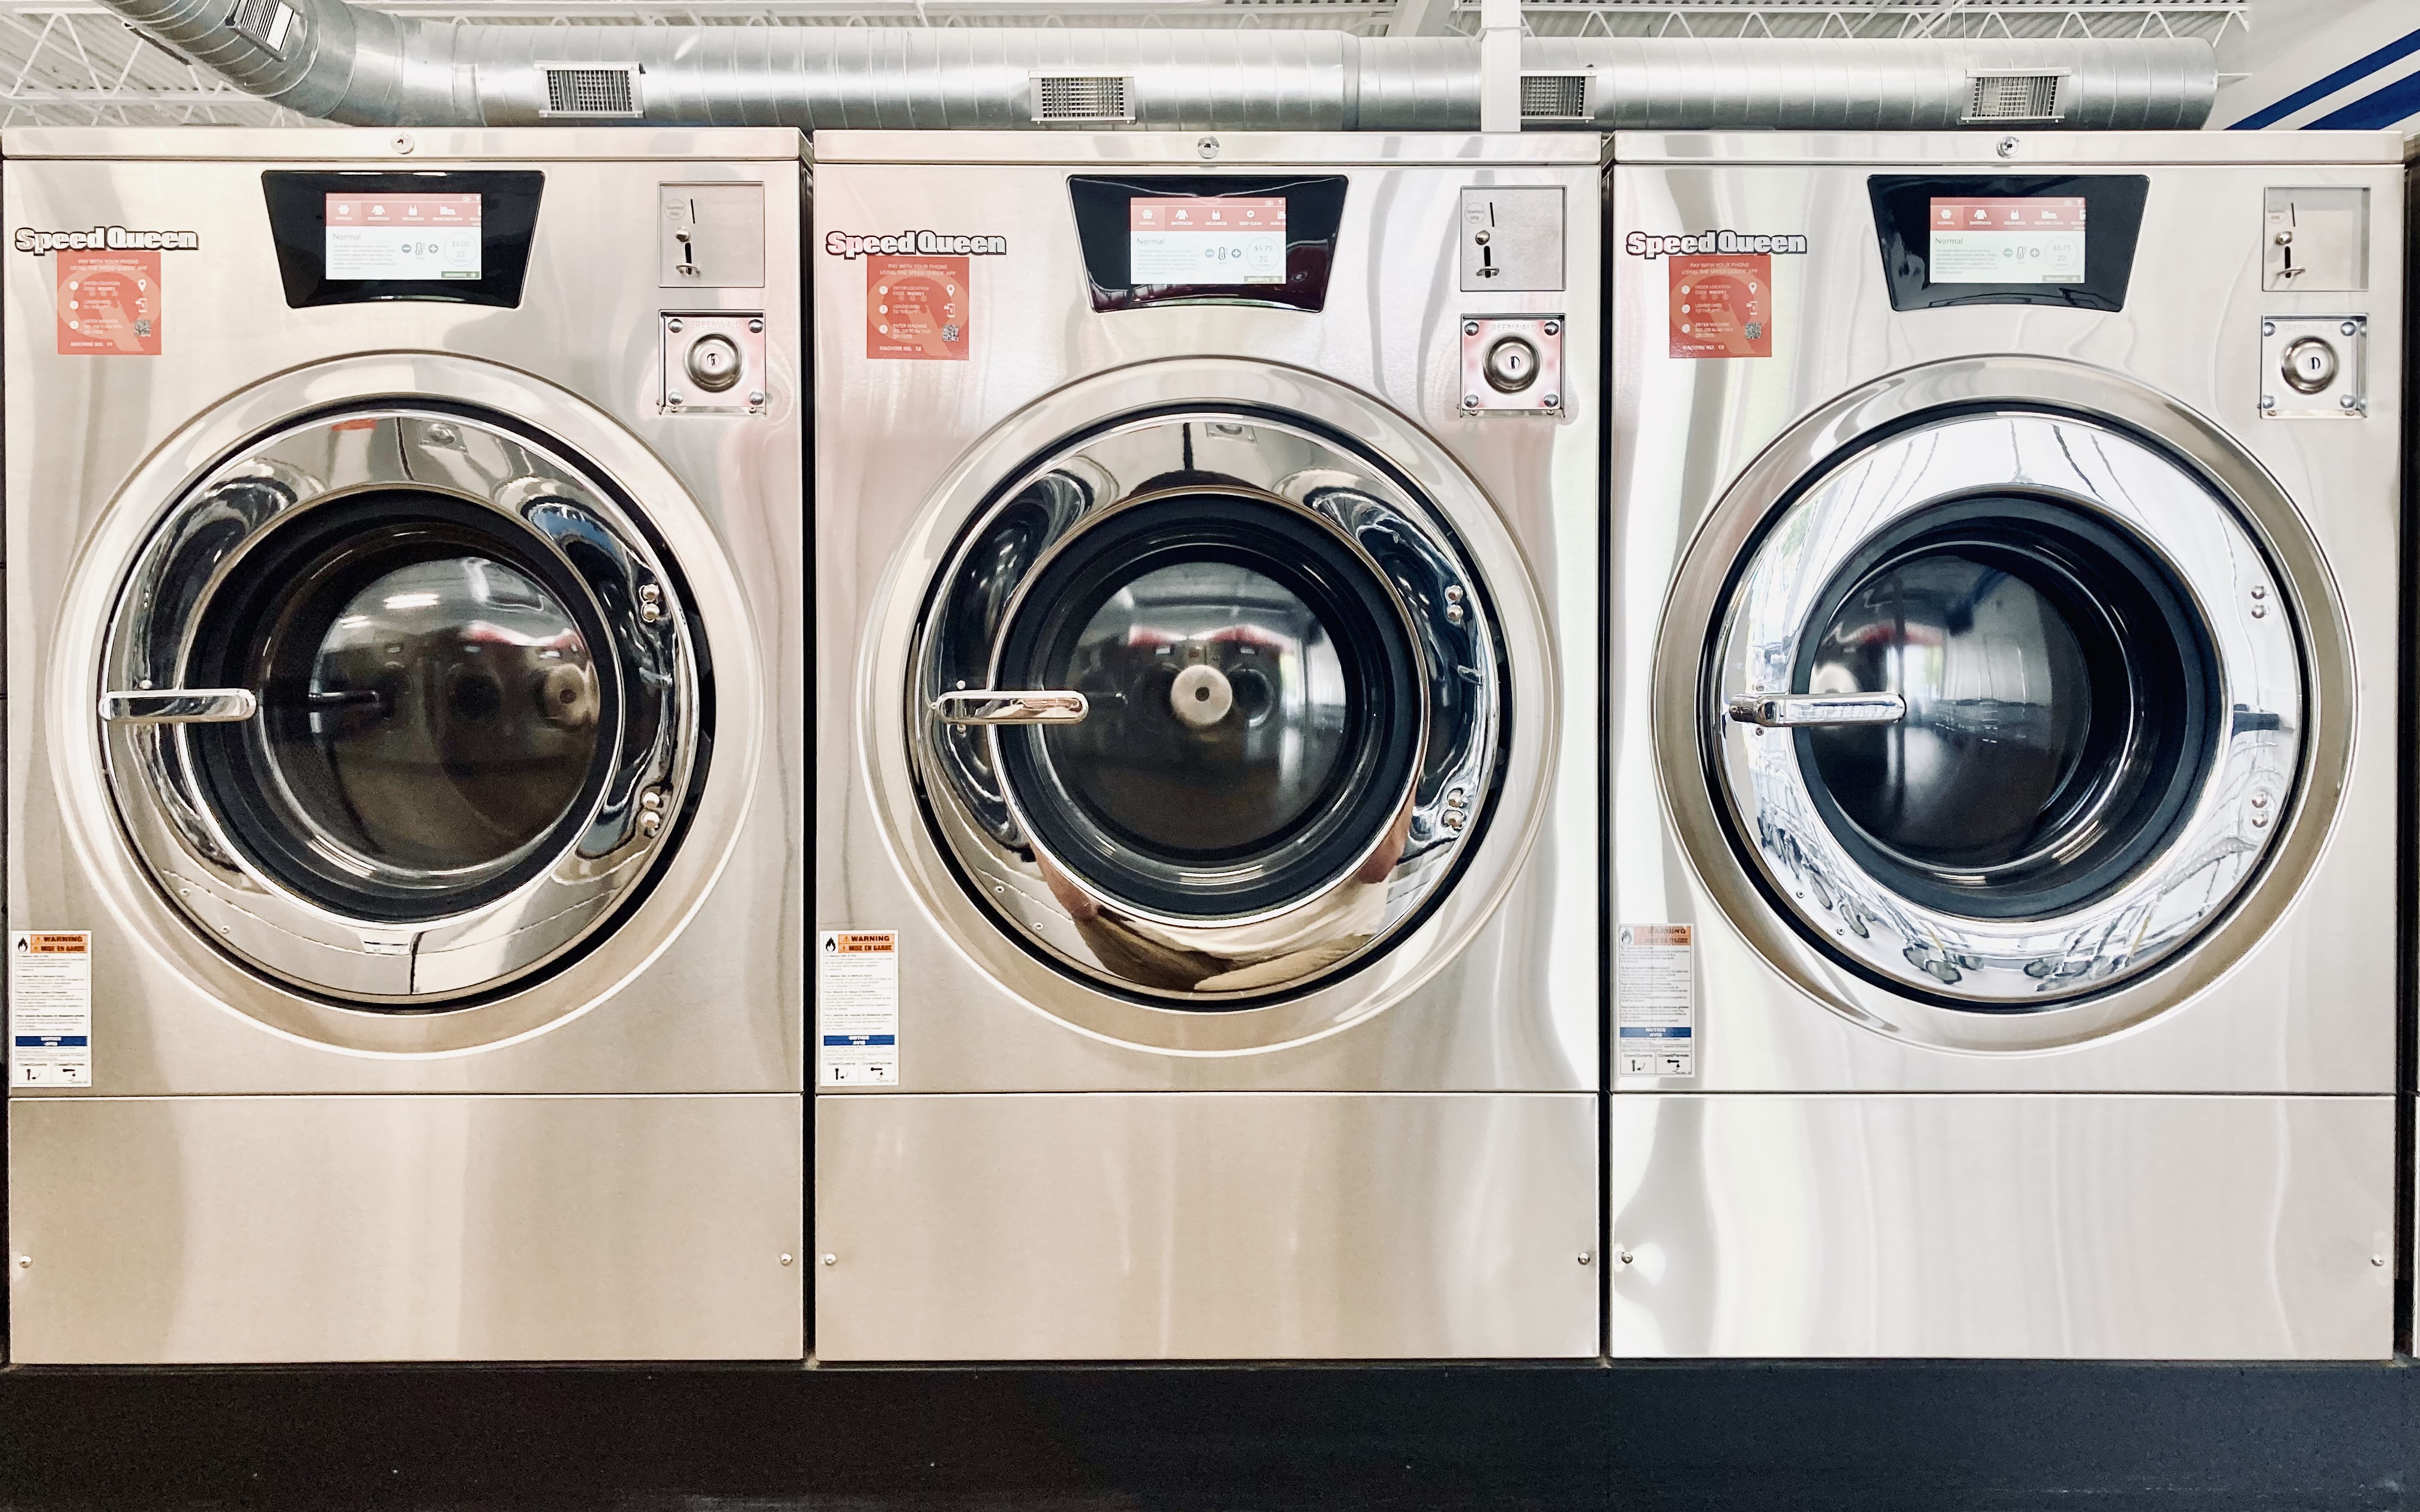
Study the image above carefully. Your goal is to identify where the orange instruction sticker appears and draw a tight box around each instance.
[866,255,969,361]
[1669,254,1769,359]
[58,250,161,356]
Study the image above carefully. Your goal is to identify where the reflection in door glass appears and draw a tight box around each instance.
[268,555,600,879]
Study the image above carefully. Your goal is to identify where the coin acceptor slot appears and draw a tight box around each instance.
[659,182,768,289]
[1458,187,1565,293]
[2263,187,2367,293]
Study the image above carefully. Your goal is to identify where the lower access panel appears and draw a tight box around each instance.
[7,1094,804,1363]
[1609,1094,2394,1360]
[816,1092,1599,1360]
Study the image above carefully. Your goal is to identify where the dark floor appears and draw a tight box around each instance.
[0,1360,2410,1511]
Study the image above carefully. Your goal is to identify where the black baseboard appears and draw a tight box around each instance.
[0,1360,2408,1511]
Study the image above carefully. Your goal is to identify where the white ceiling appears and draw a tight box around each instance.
[0,0,2248,127]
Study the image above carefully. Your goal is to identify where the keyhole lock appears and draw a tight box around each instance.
[685,334,742,392]
[2281,336,2338,395]
[1484,336,1539,392]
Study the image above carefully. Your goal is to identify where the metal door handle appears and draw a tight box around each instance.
[932,689,1089,725]
[1726,692,1906,728]
[100,689,260,725]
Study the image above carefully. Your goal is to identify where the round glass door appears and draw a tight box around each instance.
[1706,410,2303,1006]
[914,412,1501,1004]
[100,407,697,1005]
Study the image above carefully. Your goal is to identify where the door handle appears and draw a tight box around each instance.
[99,689,260,725]
[1726,692,1906,728]
[932,690,1089,726]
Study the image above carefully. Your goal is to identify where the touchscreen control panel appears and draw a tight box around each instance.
[262,170,544,309]
[1867,174,2146,312]
[1068,175,1347,311]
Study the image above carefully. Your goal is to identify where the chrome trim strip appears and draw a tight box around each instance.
[1723,692,1904,728]
[930,690,1089,726]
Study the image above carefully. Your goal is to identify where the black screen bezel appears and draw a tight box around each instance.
[1068,175,1349,313]
[262,170,545,310]
[1867,174,2149,313]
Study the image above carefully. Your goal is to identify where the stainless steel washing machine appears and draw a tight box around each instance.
[1609,130,2403,1359]
[3,128,805,1363]
[813,131,1600,1361]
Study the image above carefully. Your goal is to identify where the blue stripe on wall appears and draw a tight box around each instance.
[2229,22,2420,128]
[2307,67,2420,129]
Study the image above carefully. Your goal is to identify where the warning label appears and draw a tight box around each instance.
[1616,923,1695,1078]
[58,250,160,356]
[10,931,92,1087]
[819,929,898,1086]
[1669,254,1769,359]
[865,255,969,361]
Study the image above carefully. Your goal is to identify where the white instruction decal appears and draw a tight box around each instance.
[10,931,92,1087]
[819,930,898,1087]
[1616,923,1694,1078]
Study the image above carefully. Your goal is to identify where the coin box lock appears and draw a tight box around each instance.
[1460,314,1565,416]
[2259,315,2366,420]
[661,312,768,415]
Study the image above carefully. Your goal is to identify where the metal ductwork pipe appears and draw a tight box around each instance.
[100,0,2215,133]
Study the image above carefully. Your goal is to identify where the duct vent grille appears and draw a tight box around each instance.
[1520,72,1592,123]
[1965,72,2065,122]
[1032,74,1134,123]
[541,64,643,118]
[224,0,296,56]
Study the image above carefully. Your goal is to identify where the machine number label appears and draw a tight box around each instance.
[1669,255,1771,359]
[819,930,899,1087]
[10,932,92,1087]
[866,256,969,361]
[1616,924,1694,1078]
[56,251,161,356]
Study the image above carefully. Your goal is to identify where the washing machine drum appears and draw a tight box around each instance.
[99,406,700,1006]
[1705,409,2303,1006]
[915,411,1502,1005]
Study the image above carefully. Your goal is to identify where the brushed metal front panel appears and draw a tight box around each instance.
[8,1094,805,1363]
[816,1093,1598,1361]
[1609,1094,2394,1360]
[1607,146,2401,1091]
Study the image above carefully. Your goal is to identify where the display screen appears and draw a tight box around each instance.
[1927,196,2086,284]
[1128,196,1287,286]
[325,193,483,280]
[1069,175,1348,313]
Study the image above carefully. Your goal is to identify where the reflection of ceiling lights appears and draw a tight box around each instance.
[383,592,441,611]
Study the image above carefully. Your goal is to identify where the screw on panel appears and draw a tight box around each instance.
[1463,321,1481,337]
[1541,394,1559,409]
[1996,136,2018,158]
[667,317,685,334]
[748,391,768,408]
[749,317,765,334]
[391,132,414,154]
[2262,321,2277,337]
[780,1253,795,1267]
[822,1253,838,1267]
[1577,1252,1592,1266]
[14,1256,28,1270]
[1615,1250,1634,1267]
[1197,136,1218,160]
[1463,395,1480,410]
[2341,320,2360,337]
[1543,320,1560,336]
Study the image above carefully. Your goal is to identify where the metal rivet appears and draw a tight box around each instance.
[667,391,685,406]
[1543,320,1560,336]
[1442,810,1466,831]
[780,1253,795,1267]
[2251,585,2267,599]
[1616,1250,1634,1267]
[1445,603,1466,625]
[1446,787,1468,809]
[2340,394,2360,409]
[638,812,664,838]
[2374,1255,2388,1268]
[2251,605,2266,617]
[2341,320,2360,337]
[667,317,684,334]
[822,1253,838,1267]
[2262,320,2277,337]
[1541,394,1560,409]
[1445,585,1464,602]
[1462,394,1480,409]
[2250,792,2269,809]
[748,391,767,407]
[748,317,765,334]
[1463,320,1480,337]
[1577,1252,1592,1266]
[1196,136,1218,160]
[2260,395,2276,410]
[14,1256,29,1270]
[2252,814,2269,828]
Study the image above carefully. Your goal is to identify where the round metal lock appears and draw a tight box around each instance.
[1482,335,1540,394]
[2281,336,2338,395]
[684,334,743,393]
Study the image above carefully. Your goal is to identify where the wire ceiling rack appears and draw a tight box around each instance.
[0,0,2247,127]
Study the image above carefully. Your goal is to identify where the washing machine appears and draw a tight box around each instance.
[2,128,806,1363]
[813,131,1600,1361]
[1608,130,2403,1359]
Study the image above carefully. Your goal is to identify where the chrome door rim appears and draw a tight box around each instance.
[862,357,1556,1054]
[1655,356,2351,1052]
[912,409,1487,1003]
[99,404,700,1007]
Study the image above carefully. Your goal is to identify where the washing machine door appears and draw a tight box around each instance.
[912,410,1499,1004]
[98,406,698,1005]
[1701,407,2301,1006]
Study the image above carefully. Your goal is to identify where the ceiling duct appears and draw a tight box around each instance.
[92,0,2215,133]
